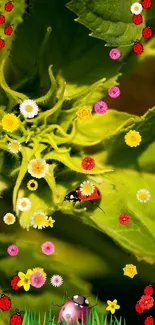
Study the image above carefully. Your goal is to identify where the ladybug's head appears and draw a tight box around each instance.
[72,295,89,307]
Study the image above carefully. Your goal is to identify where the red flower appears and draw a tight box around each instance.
[139,295,154,310]
[81,157,95,170]
[144,316,154,325]
[118,213,131,225]
[144,285,154,296]
[135,302,144,314]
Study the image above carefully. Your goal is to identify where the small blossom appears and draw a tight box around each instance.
[123,264,137,278]
[94,101,108,114]
[17,198,31,211]
[17,269,33,291]
[1,113,20,132]
[7,244,19,256]
[76,107,92,120]
[30,272,46,288]
[79,180,95,196]
[46,216,55,228]
[108,86,120,98]
[41,241,55,255]
[3,213,16,225]
[106,299,120,314]
[19,99,39,118]
[144,316,154,325]
[27,179,38,191]
[50,275,63,287]
[135,302,144,314]
[109,48,121,60]
[8,140,22,154]
[124,130,142,147]
[119,213,131,225]
[144,285,154,296]
[30,211,48,229]
[136,189,150,203]
[131,2,143,15]
[28,158,48,179]
[81,157,95,170]
[139,295,154,310]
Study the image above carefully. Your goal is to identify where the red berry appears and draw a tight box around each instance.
[144,285,154,296]
[0,14,5,24]
[0,38,5,48]
[144,316,154,325]
[132,14,143,25]
[142,0,152,9]
[5,1,14,12]
[4,25,13,36]
[135,302,144,314]
[133,42,144,55]
[142,27,153,39]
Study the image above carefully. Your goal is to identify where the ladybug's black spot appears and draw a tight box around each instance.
[97,190,100,196]
[62,307,65,311]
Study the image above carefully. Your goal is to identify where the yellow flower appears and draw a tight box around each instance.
[28,158,48,178]
[1,113,20,132]
[8,140,22,154]
[46,216,55,227]
[32,267,47,279]
[3,213,16,225]
[17,269,33,291]
[27,179,38,191]
[123,264,137,279]
[30,211,48,229]
[124,130,142,147]
[77,107,92,120]
[106,299,120,314]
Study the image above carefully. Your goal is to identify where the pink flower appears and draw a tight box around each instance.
[81,157,95,170]
[94,101,108,114]
[109,48,121,60]
[41,241,55,255]
[108,86,120,98]
[118,213,131,225]
[7,244,19,256]
[50,275,63,287]
[30,272,46,288]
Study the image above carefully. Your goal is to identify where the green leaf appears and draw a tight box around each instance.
[66,0,145,47]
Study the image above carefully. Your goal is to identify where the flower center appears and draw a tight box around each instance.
[134,5,139,11]
[21,201,27,207]
[145,300,148,304]
[139,192,147,200]
[30,182,35,187]
[32,162,45,174]
[82,184,93,194]
[7,118,14,126]
[11,143,19,151]
[35,277,39,283]
[34,214,46,226]
[25,105,33,112]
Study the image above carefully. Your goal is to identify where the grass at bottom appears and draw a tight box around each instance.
[22,306,126,325]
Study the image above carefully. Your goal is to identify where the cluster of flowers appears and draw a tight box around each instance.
[16,267,63,291]
[135,285,154,325]
[0,1,14,49]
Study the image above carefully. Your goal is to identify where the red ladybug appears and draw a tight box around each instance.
[0,293,11,311]
[64,181,104,212]
[5,1,14,12]
[0,38,5,48]
[10,275,21,291]
[142,27,153,39]
[132,14,143,25]
[4,25,13,36]
[0,14,5,24]
[10,310,24,325]
[132,42,144,55]
[142,0,152,9]
[144,316,154,325]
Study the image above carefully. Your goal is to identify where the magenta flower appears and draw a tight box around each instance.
[41,241,55,255]
[108,86,120,98]
[109,48,121,60]
[94,101,108,114]
[7,244,19,256]
[30,272,46,288]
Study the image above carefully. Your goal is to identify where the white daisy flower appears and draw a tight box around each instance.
[50,275,63,287]
[3,213,16,225]
[28,158,48,179]
[136,189,150,203]
[19,99,39,118]
[80,180,95,196]
[17,197,31,211]
[30,211,48,229]
[131,2,143,15]
[8,140,22,154]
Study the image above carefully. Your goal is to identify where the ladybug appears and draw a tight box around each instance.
[132,41,144,55]
[53,294,97,325]
[5,1,14,12]
[0,38,5,48]
[144,316,154,325]
[142,27,153,39]
[10,274,21,291]
[0,293,11,311]
[64,181,104,212]
[142,0,152,9]
[10,310,24,325]
[4,25,13,36]
[132,14,143,25]
[0,14,5,24]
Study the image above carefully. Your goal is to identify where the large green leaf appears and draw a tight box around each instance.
[66,0,145,47]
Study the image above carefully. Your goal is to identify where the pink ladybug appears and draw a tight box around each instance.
[53,294,97,325]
